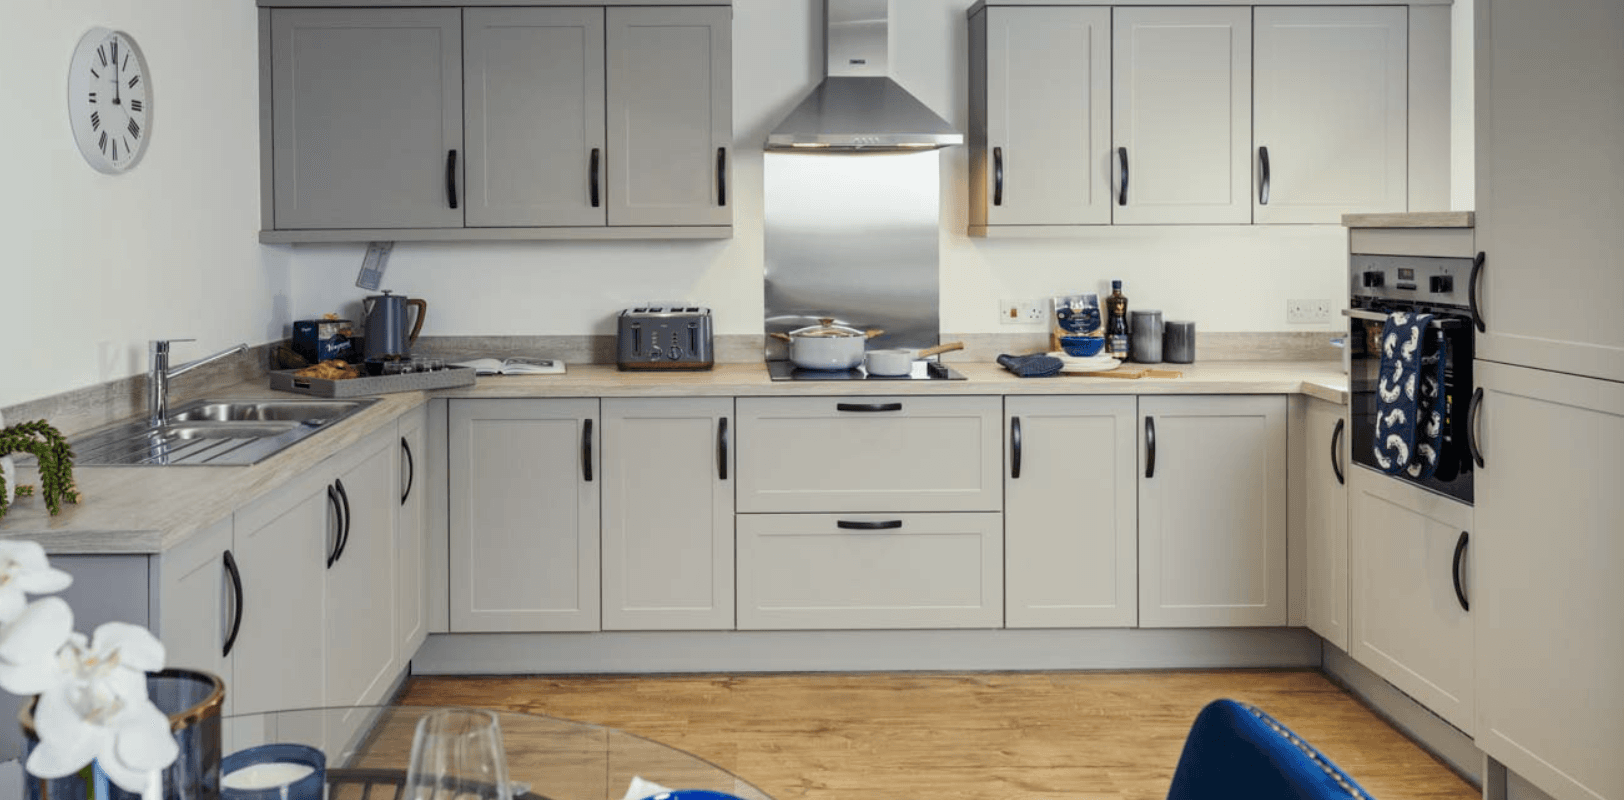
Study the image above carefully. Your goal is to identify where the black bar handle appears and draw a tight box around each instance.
[1259,145,1271,205]
[446,150,459,210]
[717,416,729,481]
[1011,416,1022,479]
[1469,251,1486,333]
[1331,417,1346,486]
[400,436,415,506]
[837,520,904,531]
[1145,415,1156,479]
[1469,387,1486,469]
[717,147,727,207]
[1452,531,1470,612]
[334,477,351,564]
[836,402,902,413]
[993,146,1004,206]
[325,484,342,569]
[222,549,243,659]
[1117,147,1129,205]
[590,148,601,208]
[582,418,594,482]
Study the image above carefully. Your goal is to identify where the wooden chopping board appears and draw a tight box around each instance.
[1063,367,1184,379]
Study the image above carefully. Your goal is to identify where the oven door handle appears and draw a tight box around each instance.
[1341,308,1461,330]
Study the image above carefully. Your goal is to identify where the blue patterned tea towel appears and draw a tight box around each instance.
[1373,312,1447,477]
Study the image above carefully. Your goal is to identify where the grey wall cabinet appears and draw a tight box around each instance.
[606,7,733,227]
[269,9,464,232]
[968,3,1444,234]
[968,6,1112,228]
[261,5,732,242]
[448,399,601,633]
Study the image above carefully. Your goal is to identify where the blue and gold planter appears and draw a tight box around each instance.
[19,668,225,800]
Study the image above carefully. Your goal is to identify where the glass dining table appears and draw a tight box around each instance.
[221,706,773,800]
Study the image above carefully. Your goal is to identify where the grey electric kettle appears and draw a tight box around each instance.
[362,291,428,360]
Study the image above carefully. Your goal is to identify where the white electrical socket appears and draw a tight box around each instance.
[1287,299,1334,324]
[999,299,1048,325]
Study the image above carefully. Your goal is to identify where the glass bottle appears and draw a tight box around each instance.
[1106,280,1130,359]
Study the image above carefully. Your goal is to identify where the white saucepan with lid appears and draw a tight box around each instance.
[769,318,884,370]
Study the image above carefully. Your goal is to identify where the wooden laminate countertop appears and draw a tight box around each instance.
[0,361,1346,554]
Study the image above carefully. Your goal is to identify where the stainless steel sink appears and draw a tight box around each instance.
[71,398,378,466]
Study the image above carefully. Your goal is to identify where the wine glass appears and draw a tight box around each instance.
[404,709,512,800]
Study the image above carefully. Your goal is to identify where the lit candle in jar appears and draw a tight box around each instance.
[222,762,316,790]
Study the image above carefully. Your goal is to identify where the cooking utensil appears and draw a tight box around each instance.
[864,341,966,376]
[362,291,427,361]
[770,318,883,370]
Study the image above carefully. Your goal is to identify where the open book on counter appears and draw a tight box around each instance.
[449,357,565,376]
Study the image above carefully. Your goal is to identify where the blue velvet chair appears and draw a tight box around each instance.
[1167,699,1375,800]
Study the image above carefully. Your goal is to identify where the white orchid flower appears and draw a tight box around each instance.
[0,541,73,624]
[0,597,75,696]
[24,622,177,793]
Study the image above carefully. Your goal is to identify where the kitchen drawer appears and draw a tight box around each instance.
[735,396,1003,513]
[737,513,1003,630]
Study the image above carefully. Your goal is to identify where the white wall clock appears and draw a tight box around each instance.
[67,28,153,174]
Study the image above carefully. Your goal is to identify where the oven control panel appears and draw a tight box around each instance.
[1350,254,1472,309]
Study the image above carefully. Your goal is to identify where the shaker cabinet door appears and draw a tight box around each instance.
[1138,395,1287,626]
[1253,7,1409,223]
[1474,360,1624,800]
[1111,7,1252,224]
[1304,398,1349,648]
[974,7,1111,228]
[606,6,732,227]
[601,398,735,631]
[464,8,606,228]
[449,399,601,632]
[269,9,463,230]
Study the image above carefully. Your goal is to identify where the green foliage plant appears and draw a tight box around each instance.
[0,421,79,519]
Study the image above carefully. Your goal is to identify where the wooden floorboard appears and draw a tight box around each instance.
[398,669,1477,800]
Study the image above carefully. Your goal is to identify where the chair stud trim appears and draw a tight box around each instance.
[1240,702,1368,800]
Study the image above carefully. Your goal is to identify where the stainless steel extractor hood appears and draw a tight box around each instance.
[765,0,963,153]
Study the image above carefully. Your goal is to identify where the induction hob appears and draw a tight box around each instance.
[766,360,967,381]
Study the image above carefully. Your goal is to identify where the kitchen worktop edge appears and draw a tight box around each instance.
[0,361,1344,554]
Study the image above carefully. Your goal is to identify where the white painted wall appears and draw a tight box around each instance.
[289,0,1472,342]
[0,1,282,410]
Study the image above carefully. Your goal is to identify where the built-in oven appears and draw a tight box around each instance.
[1345,253,1477,504]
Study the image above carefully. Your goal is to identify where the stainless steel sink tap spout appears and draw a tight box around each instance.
[148,339,250,426]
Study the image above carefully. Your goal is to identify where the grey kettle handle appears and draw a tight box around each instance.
[406,298,427,346]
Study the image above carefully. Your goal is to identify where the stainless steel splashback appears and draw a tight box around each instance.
[764,151,941,357]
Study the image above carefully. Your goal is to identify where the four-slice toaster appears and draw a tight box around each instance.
[617,305,714,370]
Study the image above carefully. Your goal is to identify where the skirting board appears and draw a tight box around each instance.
[412,627,1321,675]
[1320,641,1482,786]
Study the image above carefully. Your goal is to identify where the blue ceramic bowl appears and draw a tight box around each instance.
[1059,336,1106,357]
[221,744,325,800]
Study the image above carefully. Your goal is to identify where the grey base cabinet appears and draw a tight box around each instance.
[261,4,732,242]
[448,399,600,632]
[1473,360,1624,800]
[397,405,430,657]
[1303,397,1349,648]
[1003,396,1137,628]
[601,398,734,631]
[736,513,1003,630]
[1137,396,1288,627]
[1347,465,1474,734]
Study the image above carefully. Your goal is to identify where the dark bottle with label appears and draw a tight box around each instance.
[1106,280,1130,358]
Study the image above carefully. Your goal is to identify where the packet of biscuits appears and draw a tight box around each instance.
[1052,293,1105,356]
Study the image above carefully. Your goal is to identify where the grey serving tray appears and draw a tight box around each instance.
[269,366,477,398]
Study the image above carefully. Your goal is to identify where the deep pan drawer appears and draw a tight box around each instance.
[734,396,1003,513]
[736,512,1004,630]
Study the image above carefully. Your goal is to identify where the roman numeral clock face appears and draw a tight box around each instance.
[68,28,152,174]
